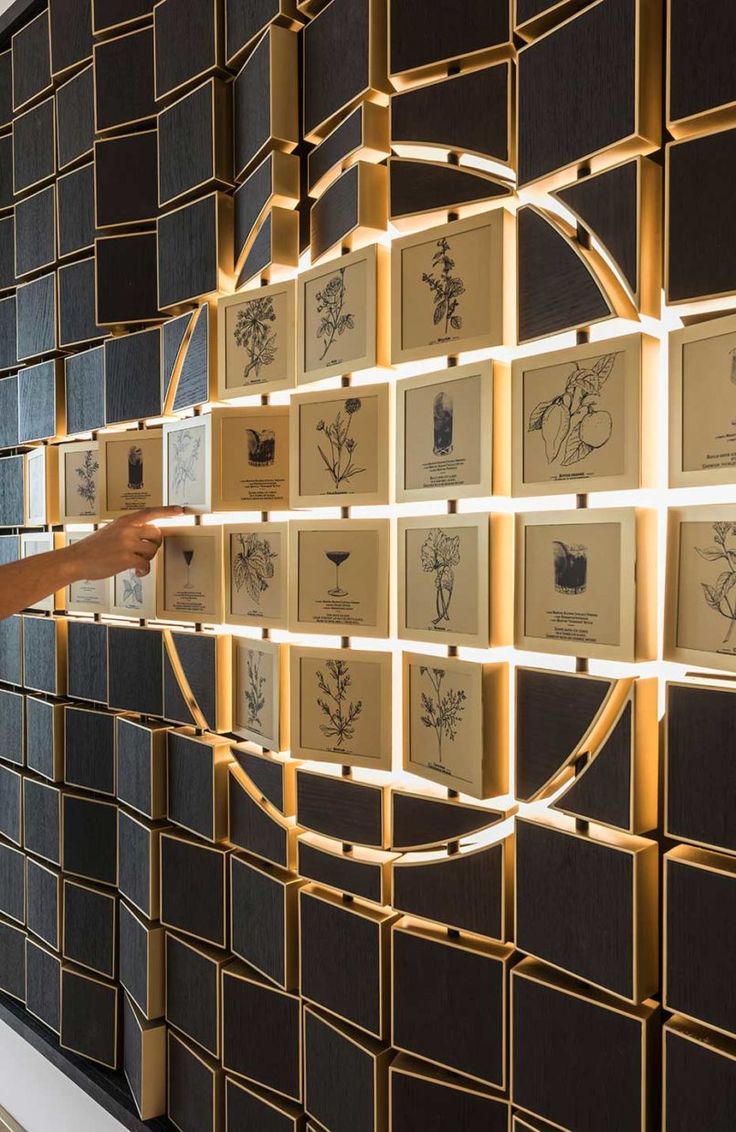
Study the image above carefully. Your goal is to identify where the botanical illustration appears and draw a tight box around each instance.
[316,398,365,491]
[75,450,99,508]
[553,540,588,596]
[316,659,363,751]
[170,428,202,498]
[419,666,466,763]
[316,268,354,360]
[245,649,267,730]
[696,522,736,644]
[420,528,460,626]
[246,428,276,467]
[234,296,278,381]
[232,532,277,606]
[528,352,618,467]
[433,391,453,456]
[422,237,465,336]
[119,568,144,609]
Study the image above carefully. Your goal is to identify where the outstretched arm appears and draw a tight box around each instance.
[0,507,183,622]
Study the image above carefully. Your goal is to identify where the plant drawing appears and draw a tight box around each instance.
[232,532,277,606]
[170,429,202,498]
[420,528,461,627]
[696,522,736,645]
[316,659,363,750]
[316,268,354,360]
[419,666,466,764]
[233,297,278,380]
[75,450,99,508]
[422,237,465,337]
[245,650,267,730]
[316,398,365,491]
[120,569,144,609]
[528,352,619,468]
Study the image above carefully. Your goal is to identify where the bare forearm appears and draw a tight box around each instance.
[0,547,80,621]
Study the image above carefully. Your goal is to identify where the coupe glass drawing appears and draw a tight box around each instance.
[325,550,350,597]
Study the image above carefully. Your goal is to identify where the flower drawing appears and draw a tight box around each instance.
[233,297,278,381]
[696,522,736,646]
[232,532,277,606]
[316,268,354,360]
[120,569,144,609]
[75,450,99,507]
[419,666,466,764]
[420,528,461,627]
[528,352,619,468]
[422,237,465,337]
[316,398,365,491]
[316,659,363,751]
[170,429,202,498]
[245,650,267,730]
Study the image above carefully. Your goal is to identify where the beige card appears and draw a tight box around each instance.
[159,527,223,623]
[290,519,390,637]
[21,532,63,612]
[224,522,288,630]
[669,314,736,486]
[674,515,736,661]
[66,533,112,614]
[212,406,290,509]
[60,442,100,521]
[217,280,296,399]
[26,449,48,526]
[290,646,393,770]
[110,562,157,619]
[299,249,370,381]
[163,416,211,513]
[100,429,163,518]
[233,637,286,750]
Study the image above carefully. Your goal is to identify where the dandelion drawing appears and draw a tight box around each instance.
[170,429,202,498]
[245,650,267,730]
[527,352,619,468]
[419,666,466,764]
[75,450,99,508]
[232,532,277,606]
[233,297,278,381]
[316,398,365,491]
[421,237,465,337]
[696,522,736,645]
[420,528,461,627]
[120,569,144,610]
[316,268,354,360]
[316,660,363,751]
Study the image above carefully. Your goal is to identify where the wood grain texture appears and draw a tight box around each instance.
[310,163,359,259]
[0,616,22,689]
[59,257,106,349]
[0,533,19,565]
[16,272,57,361]
[0,688,23,765]
[162,310,192,396]
[234,152,272,260]
[222,967,301,1100]
[157,193,221,308]
[231,854,287,985]
[0,296,17,372]
[0,50,10,130]
[297,839,382,903]
[225,1076,302,1132]
[94,27,156,134]
[389,159,509,221]
[665,1023,736,1132]
[62,880,116,978]
[233,748,285,813]
[304,1007,381,1132]
[553,702,632,830]
[308,105,363,193]
[49,0,93,78]
[390,0,509,76]
[518,0,637,184]
[67,620,108,705]
[93,0,155,34]
[25,939,60,1033]
[669,0,736,125]
[556,161,639,300]
[12,97,55,195]
[0,842,25,925]
[14,184,55,277]
[57,163,96,259]
[154,0,220,102]
[119,898,160,1018]
[237,208,273,284]
[95,130,158,229]
[60,967,118,1069]
[225,0,283,66]
[160,833,228,947]
[56,64,94,171]
[391,1062,509,1132]
[0,456,24,527]
[11,7,51,111]
[158,80,228,208]
[121,992,143,1110]
[117,811,157,919]
[229,769,289,866]
[116,717,167,820]
[23,779,61,866]
[26,696,61,783]
[167,730,219,842]
[25,857,61,950]
[173,300,210,410]
[233,29,272,178]
[163,631,218,729]
[166,932,221,1056]
[297,771,384,847]
[22,616,59,696]
[303,0,370,139]
[62,794,118,887]
[667,129,736,302]
[667,684,736,852]
[104,328,162,424]
[0,215,14,293]
[393,843,504,939]
[64,707,115,795]
[0,919,25,1002]
[96,233,161,326]
[391,63,510,161]
[0,758,21,843]
[0,135,13,213]
[18,360,58,443]
[168,1030,220,1132]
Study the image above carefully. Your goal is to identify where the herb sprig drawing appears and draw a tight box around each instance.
[422,237,465,336]
[170,429,202,499]
[234,297,278,381]
[316,660,362,751]
[420,528,461,627]
[75,450,99,508]
[696,522,736,645]
[316,268,354,360]
[232,532,277,607]
[120,569,144,609]
[419,666,466,764]
[528,352,619,468]
[316,398,365,491]
[245,650,267,730]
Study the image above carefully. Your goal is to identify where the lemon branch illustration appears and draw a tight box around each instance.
[422,237,465,336]
[316,660,363,751]
[419,666,466,764]
[420,528,461,627]
[528,352,619,467]
[696,522,736,645]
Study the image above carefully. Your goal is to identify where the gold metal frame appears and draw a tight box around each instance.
[230,851,304,989]
[62,877,117,979]
[234,24,299,182]
[310,162,388,264]
[167,1027,224,1132]
[297,831,397,907]
[93,27,157,138]
[60,964,120,1070]
[228,761,300,870]
[309,102,389,200]
[221,961,303,1102]
[303,1003,392,1132]
[119,897,165,1019]
[157,77,233,209]
[10,9,53,114]
[152,0,226,105]
[665,0,736,139]
[388,0,514,90]
[159,830,230,949]
[57,439,101,524]
[123,993,167,1121]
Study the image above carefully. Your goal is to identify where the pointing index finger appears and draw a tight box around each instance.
[127,507,185,525]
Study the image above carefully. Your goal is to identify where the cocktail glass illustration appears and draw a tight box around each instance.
[325,550,350,597]
[182,549,195,589]
[433,391,453,456]
[128,445,144,489]
[553,541,588,595]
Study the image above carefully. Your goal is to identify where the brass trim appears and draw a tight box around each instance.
[159,830,230,950]
[62,877,117,979]
[230,852,304,990]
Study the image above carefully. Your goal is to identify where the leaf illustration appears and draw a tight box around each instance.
[702,582,720,610]
[696,545,727,563]
[561,421,594,466]
[541,402,571,463]
[528,399,552,432]
[594,353,617,385]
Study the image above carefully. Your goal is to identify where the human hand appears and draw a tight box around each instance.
[64,508,184,581]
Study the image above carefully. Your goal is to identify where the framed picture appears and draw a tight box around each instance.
[515,508,657,662]
[98,427,164,519]
[65,533,113,614]
[25,445,59,526]
[163,415,212,514]
[289,519,390,638]
[58,441,101,523]
[290,645,392,771]
[157,525,224,625]
[669,313,736,488]
[390,211,512,365]
[224,522,288,631]
[397,513,512,649]
[511,333,657,497]
[21,532,64,612]
[109,557,158,619]
[395,361,500,502]
[297,243,388,385]
[210,406,290,511]
[665,504,736,672]
[402,652,509,799]
[232,636,289,750]
[289,382,390,509]
[217,280,296,400]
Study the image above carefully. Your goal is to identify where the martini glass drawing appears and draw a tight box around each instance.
[326,550,350,597]
[182,549,195,589]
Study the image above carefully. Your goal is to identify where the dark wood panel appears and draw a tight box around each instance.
[115,717,168,821]
[12,96,55,195]
[93,27,156,135]
[665,1020,736,1132]
[18,359,59,443]
[0,49,10,129]
[16,272,57,361]
[157,192,226,309]
[556,161,639,302]
[95,233,161,326]
[25,938,60,1033]
[391,63,510,161]
[11,7,51,112]
[225,0,295,69]
[65,346,105,435]
[108,627,164,717]
[296,770,384,848]
[233,27,272,178]
[389,159,510,222]
[0,455,24,527]
[233,747,286,813]
[0,215,14,293]
[23,778,61,866]
[390,0,509,78]
[303,0,371,139]
[60,967,118,1069]
[0,376,17,449]
[26,696,63,783]
[0,761,21,843]
[166,932,222,1057]
[104,327,162,424]
[161,309,191,398]
[0,688,24,766]
[667,683,736,853]
[222,966,301,1101]
[56,64,94,171]
[118,811,159,919]
[62,880,116,978]
[0,296,17,375]
[173,300,210,410]
[230,853,293,987]
[95,130,158,229]
[304,1007,385,1132]
[49,0,92,79]
[168,1029,222,1132]
[57,163,97,259]
[58,257,107,349]
[67,619,108,705]
[160,832,228,948]
[92,0,155,35]
[0,918,25,1002]
[0,135,13,213]
[22,615,61,696]
[228,768,290,867]
[393,842,504,939]
[162,631,218,730]
[26,857,61,951]
[14,183,55,277]
[308,104,363,194]
[0,841,25,924]
[0,616,22,687]
[553,702,632,830]
[119,898,163,1019]
[167,730,224,843]
[297,839,383,904]
[154,0,221,103]
[158,79,232,208]
[390,1059,508,1132]
[669,0,736,127]
[225,1076,303,1132]
[62,793,118,886]
[310,163,361,259]
[64,706,115,796]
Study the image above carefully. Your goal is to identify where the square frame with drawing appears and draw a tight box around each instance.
[402,652,509,799]
[65,532,113,614]
[232,636,289,750]
[210,405,290,510]
[217,280,296,400]
[162,415,213,514]
[21,532,65,612]
[25,445,59,526]
[290,645,392,771]
[669,313,736,488]
[224,522,288,631]
[58,441,101,523]
[156,525,224,625]
[98,427,164,519]
[289,518,390,638]
[515,508,657,662]
[109,556,158,619]
[290,382,390,509]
